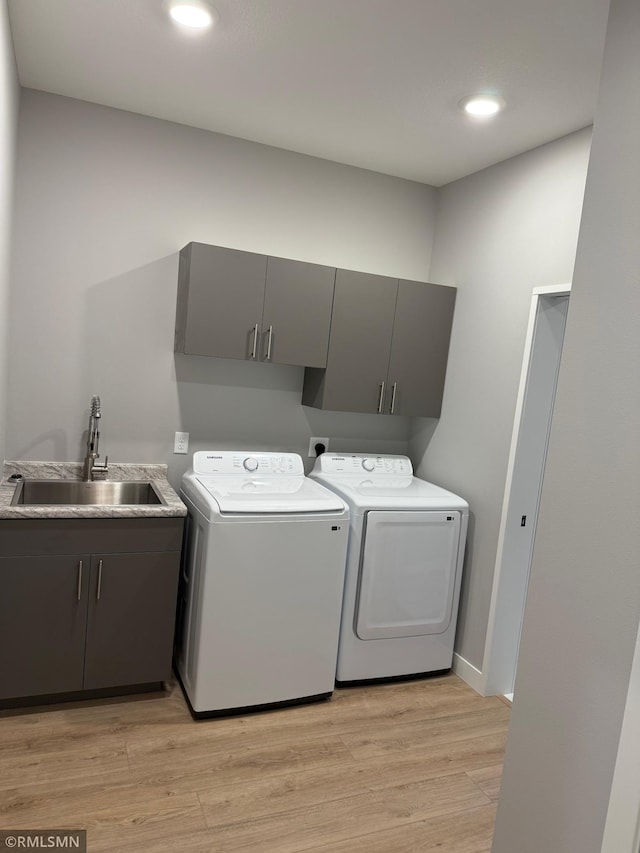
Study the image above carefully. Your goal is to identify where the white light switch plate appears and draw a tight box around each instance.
[174,431,189,454]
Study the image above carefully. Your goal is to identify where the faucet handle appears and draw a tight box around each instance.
[92,455,109,480]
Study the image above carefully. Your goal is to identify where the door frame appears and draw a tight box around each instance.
[480,283,571,697]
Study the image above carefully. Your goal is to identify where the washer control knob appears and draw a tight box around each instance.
[362,458,376,472]
[243,456,259,472]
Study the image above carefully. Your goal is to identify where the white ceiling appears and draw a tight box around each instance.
[7,0,611,186]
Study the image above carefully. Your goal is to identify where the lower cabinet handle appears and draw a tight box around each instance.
[97,559,103,601]
[389,382,398,414]
[250,324,259,359]
[265,325,274,361]
[77,560,83,602]
[377,381,386,414]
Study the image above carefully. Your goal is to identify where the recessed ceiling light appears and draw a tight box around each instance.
[459,94,505,118]
[167,1,216,30]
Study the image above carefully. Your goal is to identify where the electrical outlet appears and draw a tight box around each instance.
[308,436,330,457]
[174,431,189,454]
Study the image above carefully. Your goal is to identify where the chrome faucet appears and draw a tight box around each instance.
[83,395,109,481]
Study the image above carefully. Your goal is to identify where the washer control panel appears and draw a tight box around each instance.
[193,451,304,476]
[314,454,413,476]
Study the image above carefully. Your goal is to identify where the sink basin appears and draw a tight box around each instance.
[11,479,166,507]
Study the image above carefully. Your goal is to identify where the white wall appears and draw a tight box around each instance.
[492,0,640,849]
[8,90,437,486]
[0,0,19,462]
[410,128,592,671]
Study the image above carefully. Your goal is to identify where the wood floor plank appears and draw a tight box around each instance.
[197,773,490,852]
[304,803,499,853]
[467,764,504,802]
[103,805,498,853]
[106,828,245,853]
[84,793,207,853]
[0,737,129,790]
[0,767,139,825]
[0,792,207,853]
[341,705,510,760]
[198,732,506,827]
[128,732,353,788]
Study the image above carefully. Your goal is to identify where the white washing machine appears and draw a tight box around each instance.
[311,453,468,684]
[175,451,349,716]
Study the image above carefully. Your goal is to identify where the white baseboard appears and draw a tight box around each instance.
[452,652,487,695]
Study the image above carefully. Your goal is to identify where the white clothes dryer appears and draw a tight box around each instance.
[175,451,349,716]
[311,453,468,684]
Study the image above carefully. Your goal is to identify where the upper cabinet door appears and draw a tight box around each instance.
[262,258,335,368]
[386,280,456,417]
[318,269,398,414]
[175,243,267,360]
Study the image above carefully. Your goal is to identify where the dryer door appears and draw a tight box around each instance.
[356,510,461,639]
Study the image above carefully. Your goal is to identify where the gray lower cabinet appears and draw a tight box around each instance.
[175,243,335,367]
[0,554,89,699]
[83,552,180,690]
[0,518,183,703]
[302,270,456,417]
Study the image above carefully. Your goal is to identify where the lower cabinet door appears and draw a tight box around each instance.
[83,552,180,690]
[0,554,89,700]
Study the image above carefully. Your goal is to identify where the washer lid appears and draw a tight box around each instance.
[195,474,346,514]
[312,472,468,511]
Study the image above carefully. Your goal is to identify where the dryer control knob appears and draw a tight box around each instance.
[243,456,259,472]
[362,458,376,472]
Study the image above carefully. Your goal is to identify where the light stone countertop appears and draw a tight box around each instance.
[0,461,187,519]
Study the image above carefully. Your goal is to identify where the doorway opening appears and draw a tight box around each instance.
[482,284,570,698]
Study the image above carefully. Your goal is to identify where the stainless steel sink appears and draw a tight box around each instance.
[10,479,166,507]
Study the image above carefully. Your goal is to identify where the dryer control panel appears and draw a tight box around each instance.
[192,451,304,476]
[314,454,413,476]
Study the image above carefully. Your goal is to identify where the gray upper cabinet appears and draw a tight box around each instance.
[303,269,398,414]
[262,257,335,367]
[175,243,336,367]
[175,242,456,416]
[303,271,456,417]
[386,279,457,417]
[175,243,267,360]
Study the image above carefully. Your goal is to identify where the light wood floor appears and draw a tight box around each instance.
[0,673,509,852]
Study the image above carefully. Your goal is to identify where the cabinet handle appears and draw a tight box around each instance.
[265,325,274,361]
[250,324,259,359]
[77,560,83,602]
[97,559,103,601]
[377,381,386,414]
[389,382,398,414]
